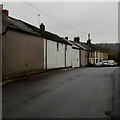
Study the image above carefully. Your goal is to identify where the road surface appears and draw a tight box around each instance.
[2,67,118,118]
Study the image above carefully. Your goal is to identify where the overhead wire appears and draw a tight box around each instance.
[4,2,34,24]
[24,2,89,35]
[4,2,91,38]
[10,3,30,21]
[3,3,19,18]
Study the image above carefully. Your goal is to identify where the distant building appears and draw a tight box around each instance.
[70,37,88,67]
[71,35,108,65]
[70,38,81,68]
[77,40,108,65]
[72,40,88,67]
[1,7,108,80]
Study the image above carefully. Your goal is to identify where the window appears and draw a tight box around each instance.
[91,52,95,58]
[89,59,91,64]
[92,59,95,64]
[57,42,59,51]
[89,52,92,58]
[96,59,98,63]
[96,52,98,58]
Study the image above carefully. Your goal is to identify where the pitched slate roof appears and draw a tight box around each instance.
[22,21,72,45]
[77,42,107,52]
[70,41,82,50]
[72,42,87,50]
[1,14,40,36]
[78,42,93,51]
[89,43,107,52]
[1,14,72,45]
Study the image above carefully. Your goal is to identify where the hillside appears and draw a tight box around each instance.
[96,43,120,64]
[96,43,120,54]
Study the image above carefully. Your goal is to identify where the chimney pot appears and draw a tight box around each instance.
[87,34,91,44]
[2,9,9,16]
[74,37,80,43]
[74,37,76,41]
[40,23,45,30]
[88,34,90,40]
[65,37,68,40]
[87,39,91,44]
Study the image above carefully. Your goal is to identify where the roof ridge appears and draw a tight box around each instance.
[2,14,72,45]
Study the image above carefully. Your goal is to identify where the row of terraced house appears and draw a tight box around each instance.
[0,8,108,80]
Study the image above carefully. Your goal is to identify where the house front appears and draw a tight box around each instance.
[75,43,88,67]
[70,37,88,67]
[76,39,108,65]
[2,14,45,79]
[70,38,81,68]
[88,42,108,64]
[26,24,73,69]
[64,37,72,68]
[75,41,90,67]
[2,13,72,80]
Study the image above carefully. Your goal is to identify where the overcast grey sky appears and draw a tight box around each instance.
[3,2,118,43]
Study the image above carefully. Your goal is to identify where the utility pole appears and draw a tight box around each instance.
[87,34,91,66]
[88,34,91,40]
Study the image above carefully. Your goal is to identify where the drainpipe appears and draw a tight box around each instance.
[64,37,68,68]
[65,44,67,68]
[87,44,90,66]
[80,49,81,67]
[45,39,47,71]
[87,34,91,66]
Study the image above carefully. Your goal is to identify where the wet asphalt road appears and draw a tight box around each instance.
[2,67,118,118]
[111,67,119,120]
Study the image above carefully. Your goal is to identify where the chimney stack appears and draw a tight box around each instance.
[88,34,90,40]
[87,39,91,44]
[87,34,91,44]
[40,23,45,30]
[65,37,68,40]
[0,4,9,16]
[74,37,80,43]
[2,9,9,16]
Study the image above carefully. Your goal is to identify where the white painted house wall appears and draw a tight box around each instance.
[72,49,80,67]
[44,39,65,70]
[66,45,72,67]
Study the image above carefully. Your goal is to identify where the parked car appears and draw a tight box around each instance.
[95,60,117,67]
[95,61,108,67]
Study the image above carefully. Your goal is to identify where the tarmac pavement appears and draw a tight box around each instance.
[2,67,118,118]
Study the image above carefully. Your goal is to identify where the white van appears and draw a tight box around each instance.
[107,60,117,66]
